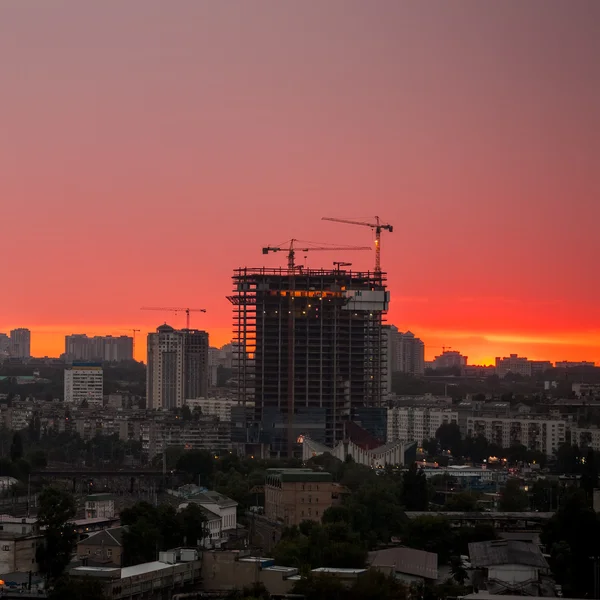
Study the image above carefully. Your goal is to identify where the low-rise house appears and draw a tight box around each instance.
[369,547,438,584]
[468,539,549,595]
[77,526,127,566]
[178,490,237,533]
[0,515,39,536]
[0,531,44,574]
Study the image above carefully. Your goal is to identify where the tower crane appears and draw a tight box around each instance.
[430,346,453,353]
[125,329,141,358]
[321,216,393,273]
[140,307,206,329]
[262,239,370,270]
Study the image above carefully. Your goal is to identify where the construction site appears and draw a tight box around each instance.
[228,265,389,456]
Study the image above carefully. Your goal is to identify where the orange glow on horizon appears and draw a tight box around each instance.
[6,320,598,367]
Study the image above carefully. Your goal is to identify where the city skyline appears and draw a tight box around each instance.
[2,1,599,365]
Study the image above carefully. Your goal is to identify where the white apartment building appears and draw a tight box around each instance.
[387,407,459,445]
[184,397,237,421]
[64,364,103,406]
[466,416,566,456]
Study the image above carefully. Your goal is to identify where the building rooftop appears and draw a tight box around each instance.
[406,512,554,520]
[72,517,117,527]
[312,567,367,575]
[266,468,333,483]
[468,540,549,569]
[85,493,113,502]
[368,547,438,580]
[121,561,177,578]
[187,490,238,508]
[78,526,127,548]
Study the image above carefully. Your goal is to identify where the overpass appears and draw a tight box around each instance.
[405,511,554,529]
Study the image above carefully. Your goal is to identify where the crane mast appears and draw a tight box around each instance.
[321,216,393,273]
[141,307,207,329]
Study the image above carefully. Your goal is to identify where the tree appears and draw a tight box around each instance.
[272,522,367,569]
[422,438,438,456]
[348,570,408,600]
[450,555,469,585]
[36,488,77,582]
[181,404,192,421]
[462,435,489,463]
[498,479,529,512]
[178,503,208,546]
[541,489,600,597]
[435,423,462,457]
[291,573,347,600]
[402,516,454,563]
[10,431,23,462]
[445,492,480,512]
[176,449,214,485]
[531,478,556,512]
[581,448,598,506]
[49,575,106,600]
[401,463,429,510]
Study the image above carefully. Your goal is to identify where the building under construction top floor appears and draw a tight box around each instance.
[228,267,389,455]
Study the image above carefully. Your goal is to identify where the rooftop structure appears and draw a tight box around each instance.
[369,547,438,581]
[468,540,549,569]
[228,267,389,456]
[301,436,416,467]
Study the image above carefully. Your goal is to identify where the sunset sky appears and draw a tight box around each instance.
[1,1,599,365]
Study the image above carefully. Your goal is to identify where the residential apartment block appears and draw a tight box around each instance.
[64,363,104,406]
[384,326,425,379]
[65,334,133,362]
[495,354,553,378]
[466,416,566,455]
[9,328,30,359]
[147,325,209,410]
[431,350,468,370]
[387,407,459,445]
[184,397,239,421]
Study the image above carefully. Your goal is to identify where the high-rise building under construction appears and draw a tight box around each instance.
[228,267,389,456]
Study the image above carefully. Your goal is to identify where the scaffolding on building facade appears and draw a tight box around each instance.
[227,267,389,456]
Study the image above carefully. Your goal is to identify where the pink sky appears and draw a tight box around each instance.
[1,1,599,364]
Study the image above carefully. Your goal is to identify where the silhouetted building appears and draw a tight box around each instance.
[9,328,30,359]
[229,267,389,456]
[65,334,133,362]
[146,325,209,410]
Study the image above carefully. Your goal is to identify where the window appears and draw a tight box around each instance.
[107,549,113,558]
[2,545,9,551]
